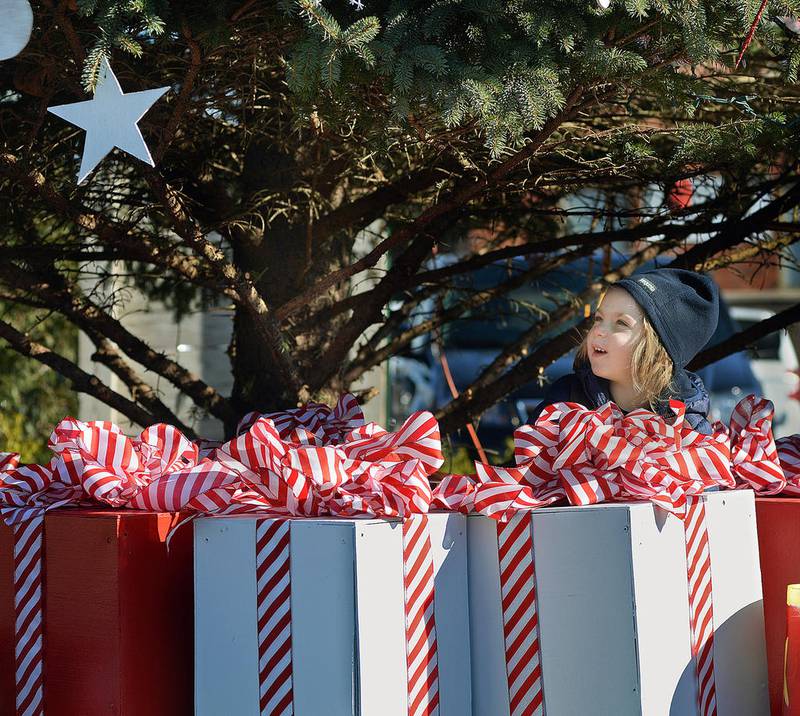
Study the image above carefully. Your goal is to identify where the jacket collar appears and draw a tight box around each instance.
[575,365,709,421]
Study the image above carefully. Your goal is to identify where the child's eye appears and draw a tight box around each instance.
[617,320,630,327]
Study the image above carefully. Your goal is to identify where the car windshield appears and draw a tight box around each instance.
[440,259,600,349]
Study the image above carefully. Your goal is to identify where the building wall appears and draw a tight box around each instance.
[78,301,234,439]
[78,224,390,436]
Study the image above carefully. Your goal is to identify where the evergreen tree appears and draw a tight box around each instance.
[1,0,800,444]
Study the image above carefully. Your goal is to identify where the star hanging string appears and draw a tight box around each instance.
[48,58,169,184]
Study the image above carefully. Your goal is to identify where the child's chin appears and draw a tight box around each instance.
[589,361,611,380]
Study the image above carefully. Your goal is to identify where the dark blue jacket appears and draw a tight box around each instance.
[529,365,713,434]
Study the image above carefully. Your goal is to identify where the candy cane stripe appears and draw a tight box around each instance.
[497,514,544,716]
[256,519,293,716]
[13,516,44,716]
[683,497,717,716]
[503,565,537,655]
[507,621,539,685]
[402,515,440,716]
[261,662,293,715]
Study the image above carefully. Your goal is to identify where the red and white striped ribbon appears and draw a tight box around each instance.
[13,515,45,716]
[238,394,364,444]
[464,397,754,517]
[497,513,544,716]
[683,496,717,716]
[256,518,293,716]
[402,515,440,716]
[254,516,441,716]
[430,474,475,512]
[727,396,785,494]
[778,434,800,495]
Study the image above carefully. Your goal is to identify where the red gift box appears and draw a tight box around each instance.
[755,498,800,715]
[0,509,193,715]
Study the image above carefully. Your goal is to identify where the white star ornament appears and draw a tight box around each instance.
[48,59,169,184]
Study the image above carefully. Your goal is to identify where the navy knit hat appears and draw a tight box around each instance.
[614,269,719,369]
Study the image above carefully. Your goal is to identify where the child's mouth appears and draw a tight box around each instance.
[592,346,607,358]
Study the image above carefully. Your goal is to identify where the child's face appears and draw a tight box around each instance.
[587,287,645,385]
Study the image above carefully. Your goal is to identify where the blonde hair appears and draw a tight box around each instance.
[574,314,674,410]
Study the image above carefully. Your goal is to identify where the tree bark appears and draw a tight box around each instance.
[227,143,353,423]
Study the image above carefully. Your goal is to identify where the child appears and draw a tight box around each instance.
[530,268,719,434]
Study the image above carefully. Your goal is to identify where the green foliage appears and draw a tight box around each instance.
[671,114,799,170]
[7,0,800,430]
[789,43,800,82]
[441,440,475,475]
[288,2,380,95]
[0,308,78,463]
[77,0,167,89]
[441,435,515,473]
[71,0,800,158]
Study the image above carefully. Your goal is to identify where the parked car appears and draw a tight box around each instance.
[388,253,765,449]
[724,305,800,437]
[700,303,767,429]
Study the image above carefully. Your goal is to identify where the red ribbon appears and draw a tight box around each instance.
[0,396,443,524]
[0,392,791,716]
[207,410,443,518]
[432,395,792,521]
[1,393,797,526]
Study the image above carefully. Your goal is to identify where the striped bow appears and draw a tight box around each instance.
[235,393,364,444]
[726,396,786,494]
[433,397,788,520]
[209,410,444,518]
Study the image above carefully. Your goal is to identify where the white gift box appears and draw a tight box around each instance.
[468,490,768,716]
[194,512,471,716]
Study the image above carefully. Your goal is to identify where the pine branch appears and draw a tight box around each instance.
[311,227,440,392]
[0,258,192,436]
[88,336,195,437]
[277,86,587,322]
[284,159,463,260]
[309,87,589,384]
[0,154,226,293]
[152,17,203,164]
[40,0,86,64]
[0,264,238,425]
[143,171,310,403]
[669,181,800,272]
[295,184,759,335]
[341,212,695,314]
[0,319,156,428]
[689,303,800,371]
[342,241,609,384]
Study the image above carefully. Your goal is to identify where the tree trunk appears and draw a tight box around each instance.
[227,143,351,432]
